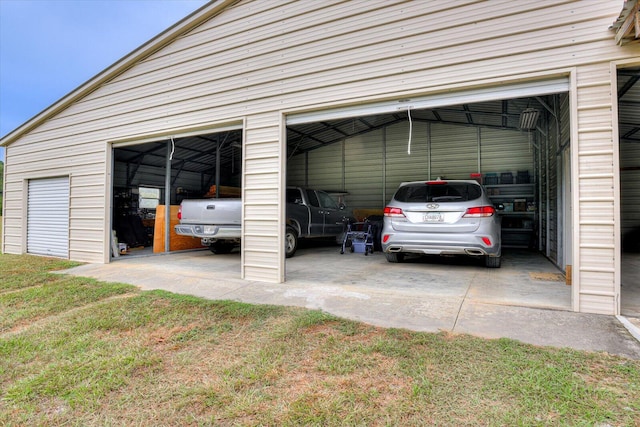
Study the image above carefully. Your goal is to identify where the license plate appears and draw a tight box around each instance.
[423,212,444,222]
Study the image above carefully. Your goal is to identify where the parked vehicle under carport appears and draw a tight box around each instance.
[381,180,503,268]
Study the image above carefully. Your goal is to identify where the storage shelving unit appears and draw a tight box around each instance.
[485,183,536,248]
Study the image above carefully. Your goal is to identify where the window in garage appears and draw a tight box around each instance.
[111,129,242,258]
[286,91,571,271]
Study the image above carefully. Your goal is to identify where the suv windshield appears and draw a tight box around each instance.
[394,182,482,203]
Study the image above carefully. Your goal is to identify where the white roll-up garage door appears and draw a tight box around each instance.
[287,78,569,125]
[27,177,70,258]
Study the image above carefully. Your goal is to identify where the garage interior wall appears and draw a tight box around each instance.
[287,123,535,249]
[621,143,640,236]
[288,121,533,205]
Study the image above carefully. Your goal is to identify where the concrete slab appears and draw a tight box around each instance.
[60,246,640,359]
[456,302,640,359]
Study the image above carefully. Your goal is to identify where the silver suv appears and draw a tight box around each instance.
[381,180,502,268]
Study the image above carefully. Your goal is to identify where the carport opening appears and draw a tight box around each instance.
[286,92,571,274]
[111,129,242,259]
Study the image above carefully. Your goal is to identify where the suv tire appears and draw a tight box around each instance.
[485,255,501,268]
[385,252,405,263]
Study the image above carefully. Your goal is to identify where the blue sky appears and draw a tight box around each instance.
[0,0,209,162]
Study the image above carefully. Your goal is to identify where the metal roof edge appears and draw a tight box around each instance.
[0,0,238,148]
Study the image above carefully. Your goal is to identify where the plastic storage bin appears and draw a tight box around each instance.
[516,170,530,184]
[500,172,514,184]
[484,173,498,185]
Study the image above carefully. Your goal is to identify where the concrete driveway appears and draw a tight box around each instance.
[62,246,640,359]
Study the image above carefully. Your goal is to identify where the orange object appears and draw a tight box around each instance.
[203,185,241,198]
[153,205,206,252]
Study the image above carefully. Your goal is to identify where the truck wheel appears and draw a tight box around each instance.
[285,226,298,258]
[209,241,234,254]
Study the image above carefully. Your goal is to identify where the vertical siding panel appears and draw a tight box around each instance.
[575,63,617,314]
[243,112,283,283]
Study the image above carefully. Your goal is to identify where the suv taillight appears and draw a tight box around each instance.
[177,206,182,220]
[384,207,405,218]
[463,206,495,217]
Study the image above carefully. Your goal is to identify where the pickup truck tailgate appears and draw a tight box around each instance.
[180,198,242,225]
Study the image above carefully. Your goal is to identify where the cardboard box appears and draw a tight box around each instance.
[514,198,527,212]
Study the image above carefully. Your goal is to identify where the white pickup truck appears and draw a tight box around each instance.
[174,187,353,257]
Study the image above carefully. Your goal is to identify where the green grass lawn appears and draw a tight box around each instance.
[1,253,639,426]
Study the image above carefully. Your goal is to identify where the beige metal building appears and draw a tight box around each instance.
[1,0,639,315]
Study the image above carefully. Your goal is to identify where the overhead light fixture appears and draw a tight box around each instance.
[519,108,540,130]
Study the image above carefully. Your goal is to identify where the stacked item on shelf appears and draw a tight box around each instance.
[516,170,530,183]
[500,172,514,184]
[484,173,498,185]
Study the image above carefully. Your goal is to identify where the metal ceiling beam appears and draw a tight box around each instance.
[502,100,508,128]
[320,121,350,137]
[287,116,524,155]
[618,75,640,98]
[462,104,474,124]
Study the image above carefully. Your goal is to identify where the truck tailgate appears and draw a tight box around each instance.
[180,198,242,225]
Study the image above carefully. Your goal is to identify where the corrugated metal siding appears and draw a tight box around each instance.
[480,128,532,173]
[575,63,617,315]
[619,75,640,239]
[430,124,477,180]
[243,112,283,283]
[286,152,306,187]
[343,131,384,208]
[308,141,343,192]
[620,142,640,235]
[25,0,621,146]
[547,104,560,264]
[288,121,538,214]
[385,122,429,204]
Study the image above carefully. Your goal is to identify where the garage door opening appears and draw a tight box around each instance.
[111,129,242,259]
[618,66,640,317]
[286,89,572,280]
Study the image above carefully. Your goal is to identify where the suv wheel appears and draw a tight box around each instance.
[485,255,501,268]
[385,252,404,263]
